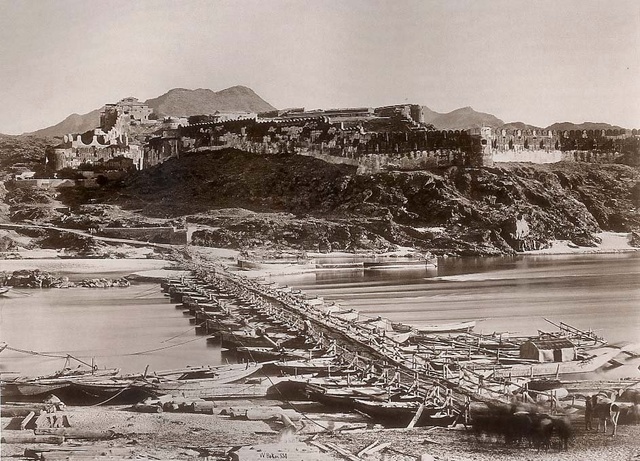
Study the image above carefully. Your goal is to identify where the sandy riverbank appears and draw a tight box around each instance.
[0,258,174,276]
[522,232,638,255]
[2,404,639,461]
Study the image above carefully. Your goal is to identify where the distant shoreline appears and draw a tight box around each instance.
[0,258,177,281]
[0,232,635,280]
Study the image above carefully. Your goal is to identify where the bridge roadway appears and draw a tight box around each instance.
[183,269,515,410]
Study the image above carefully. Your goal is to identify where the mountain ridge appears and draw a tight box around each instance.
[25,86,276,138]
[423,106,505,130]
[27,109,102,139]
[21,86,632,138]
[144,85,276,117]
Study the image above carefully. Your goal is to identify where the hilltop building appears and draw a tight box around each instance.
[46,97,150,171]
[45,98,640,176]
[101,97,153,126]
[144,104,485,171]
[476,126,638,165]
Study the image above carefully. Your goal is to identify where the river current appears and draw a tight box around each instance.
[1,253,638,377]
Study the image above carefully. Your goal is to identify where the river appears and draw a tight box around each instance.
[269,252,640,345]
[1,253,638,377]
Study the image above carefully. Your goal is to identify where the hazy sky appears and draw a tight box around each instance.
[1,0,638,134]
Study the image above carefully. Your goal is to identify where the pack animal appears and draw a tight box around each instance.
[590,394,621,436]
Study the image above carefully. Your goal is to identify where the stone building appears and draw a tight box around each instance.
[141,104,639,173]
[46,97,148,172]
[102,97,153,126]
[46,131,142,171]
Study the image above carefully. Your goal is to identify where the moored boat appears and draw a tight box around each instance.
[353,399,457,427]
[305,383,389,408]
[1,366,121,402]
[416,320,476,334]
[271,357,350,375]
[391,322,414,333]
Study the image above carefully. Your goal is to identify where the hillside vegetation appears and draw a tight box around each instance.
[0,135,50,175]
[56,149,640,256]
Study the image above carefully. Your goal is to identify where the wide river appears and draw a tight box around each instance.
[0,253,638,377]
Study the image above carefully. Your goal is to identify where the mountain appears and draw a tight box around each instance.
[546,121,626,132]
[420,106,441,125]
[426,107,505,130]
[501,122,543,131]
[145,86,276,117]
[25,86,276,138]
[28,109,102,139]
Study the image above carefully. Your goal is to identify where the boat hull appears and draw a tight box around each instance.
[353,399,455,427]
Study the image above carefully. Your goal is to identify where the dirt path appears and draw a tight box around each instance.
[0,222,176,250]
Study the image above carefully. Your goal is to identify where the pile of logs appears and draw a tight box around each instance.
[1,399,116,448]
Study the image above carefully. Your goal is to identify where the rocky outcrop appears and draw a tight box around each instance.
[53,149,640,256]
[2,269,130,288]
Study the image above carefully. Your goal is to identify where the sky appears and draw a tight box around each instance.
[0,0,638,134]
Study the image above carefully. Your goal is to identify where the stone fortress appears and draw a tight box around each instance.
[45,97,151,171]
[46,97,640,175]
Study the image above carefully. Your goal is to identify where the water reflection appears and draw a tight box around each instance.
[271,253,640,344]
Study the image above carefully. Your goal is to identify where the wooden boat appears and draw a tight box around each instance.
[391,322,414,333]
[2,366,121,401]
[235,346,325,362]
[272,357,350,375]
[149,362,266,397]
[70,362,268,402]
[0,286,11,296]
[491,347,622,378]
[353,399,456,427]
[416,320,476,334]
[305,383,389,408]
[165,379,272,399]
[386,331,415,344]
[218,331,295,349]
[2,379,75,400]
[70,377,153,404]
[329,309,360,322]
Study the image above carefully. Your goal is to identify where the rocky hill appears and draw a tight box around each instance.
[0,135,50,174]
[27,110,102,139]
[546,121,627,132]
[59,149,640,256]
[429,106,505,130]
[24,86,276,138]
[145,86,275,117]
